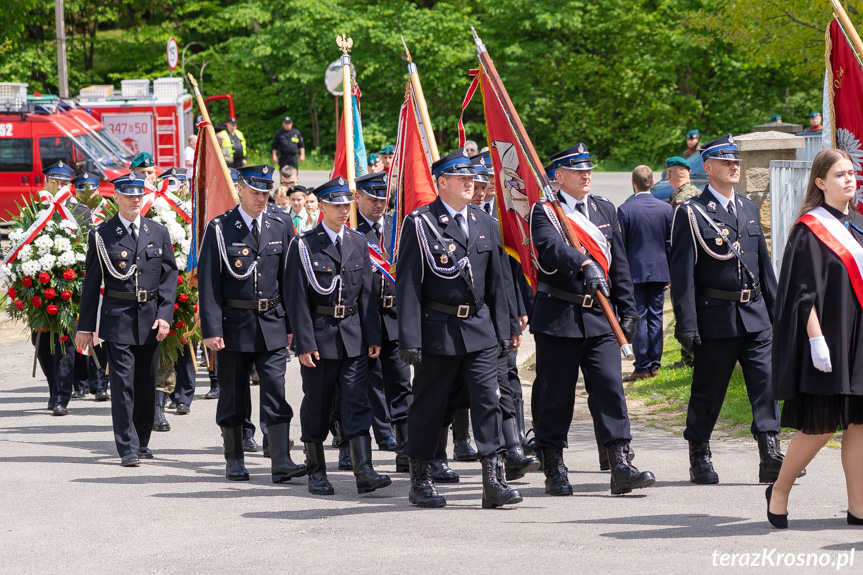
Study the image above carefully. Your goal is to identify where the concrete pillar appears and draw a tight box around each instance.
[734,131,805,254]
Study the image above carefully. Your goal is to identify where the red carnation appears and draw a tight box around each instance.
[60,290,72,301]
[176,320,185,328]
[179,338,187,345]
[43,288,56,300]
[37,327,46,332]
[193,304,198,313]
[173,304,179,311]
[58,335,69,342]
[32,296,42,308]
[22,276,32,287]
[14,300,25,310]
[38,272,50,284]
[7,288,16,299]
[46,304,59,315]
[168,330,175,337]
[63,269,76,281]
[177,293,189,303]
[177,276,184,286]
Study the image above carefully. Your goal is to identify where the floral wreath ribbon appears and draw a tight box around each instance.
[4,187,79,265]
[140,178,192,224]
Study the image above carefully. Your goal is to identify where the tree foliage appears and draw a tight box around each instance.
[3,0,860,167]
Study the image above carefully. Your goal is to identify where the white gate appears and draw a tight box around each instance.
[770,160,812,275]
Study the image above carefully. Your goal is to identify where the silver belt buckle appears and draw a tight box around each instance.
[136,289,148,303]
[739,289,751,303]
[582,294,594,308]
[257,298,269,312]
[381,295,394,309]
[333,305,346,319]
[456,304,470,318]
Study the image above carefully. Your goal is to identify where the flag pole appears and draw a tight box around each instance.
[186,74,238,204]
[831,0,863,57]
[337,35,358,228]
[471,27,633,360]
[402,37,440,162]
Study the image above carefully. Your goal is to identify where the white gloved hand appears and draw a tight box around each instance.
[810,336,832,373]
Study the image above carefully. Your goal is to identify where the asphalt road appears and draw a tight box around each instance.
[1,327,861,574]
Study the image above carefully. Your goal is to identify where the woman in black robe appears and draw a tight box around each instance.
[767,149,863,528]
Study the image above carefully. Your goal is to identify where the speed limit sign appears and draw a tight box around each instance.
[167,37,179,71]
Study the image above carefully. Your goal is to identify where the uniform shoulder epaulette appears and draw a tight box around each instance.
[269,214,284,224]
[345,226,364,237]
[738,194,755,206]
[592,195,612,204]
[411,204,431,217]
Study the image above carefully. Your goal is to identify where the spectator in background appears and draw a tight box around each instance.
[770,114,782,124]
[219,118,246,169]
[305,189,319,222]
[287,185,314,233]
[683,129,700,159]
[667,156,701,207]
[463,140,478,157]
[617,166,673,381]
[273,186,290,212]
[380,145,395,174]
[184,135,197,183]
[808,110,822,132]
[271,116,305,169]
[368,153,384,173]
[279,164,299,193]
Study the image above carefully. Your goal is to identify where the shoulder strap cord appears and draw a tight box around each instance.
[688,203,759,287]
[297,236,342,300]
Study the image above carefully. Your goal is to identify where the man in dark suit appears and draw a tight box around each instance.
[76,173,178,466]
[530,143,655,496]
[286,177,389,497]
[670,134,787,485]
[617,165,673,380]
[198,164,305,484]
[396,148,523,509]
[354,171,413,471]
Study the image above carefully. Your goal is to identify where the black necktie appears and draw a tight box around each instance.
[129,222,137,243]
[251,219,260,243]
[454,213,467,242]
[335,236,342,256]
[577,202,588,219]
[484,203,491,214]
[373,222,382,237]
[727,202,735,218]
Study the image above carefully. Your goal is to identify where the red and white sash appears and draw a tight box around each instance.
[4,186,79,264]
[543,198,612,275]
[798,206,863,307]
[140,179,192,224]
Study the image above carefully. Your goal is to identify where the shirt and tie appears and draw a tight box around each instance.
[323,223,345,256]
[117,213,142,243]
[440,200,469,242]
[238,207,264,244]
[560,192,591,222]
[708,185,737,218]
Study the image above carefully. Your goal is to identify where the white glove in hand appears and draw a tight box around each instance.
[809,336,832,373]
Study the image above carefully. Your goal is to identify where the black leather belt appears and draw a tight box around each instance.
[224,296,281,312]
[379,295,396,309]
[313,303,359,319]
[422,298,483,318]
[536,282,594,308]
[104,288,157,303]
[695,285,761,303]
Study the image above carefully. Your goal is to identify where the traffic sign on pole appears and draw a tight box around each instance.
[167,37,179,75]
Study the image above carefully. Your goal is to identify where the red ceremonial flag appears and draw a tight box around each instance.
[189,120,237,271]
[390,84,437,263]
[826,18,863,201]
[477,69,539,289]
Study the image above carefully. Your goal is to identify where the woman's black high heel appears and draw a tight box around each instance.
[766,484,788,529]
[848,511,863,525]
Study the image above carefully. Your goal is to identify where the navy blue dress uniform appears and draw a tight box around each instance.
[669,134,784,484]
[198,165,305,483]
[286,178,391,496]
[530,143,655,496]
[396,148,523,509]
[354,171,413,472]
[616,189,673,377]
[77,173,178,465]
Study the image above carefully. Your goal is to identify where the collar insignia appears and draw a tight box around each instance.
[707,201,716,210]
[116,226,123,236]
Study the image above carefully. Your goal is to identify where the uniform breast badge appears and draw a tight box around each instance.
[235,260,243,268]
[119,262,127,269]
[121,250,128,257]
[715,238,723,246]
[242,248,249,256]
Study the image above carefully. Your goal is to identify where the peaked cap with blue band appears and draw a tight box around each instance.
[472,162,489,184]
[111,172,149,196]
[314,176,354,204]
[699,134,741,163]
[356,171,388,199]
[549,143,595,171]
[471,151,495,176]
[72,170,100,189]
[228,168,240,185]
[544,163,557,183]
[431,148,476,179]
[160,167,187,180]
[237,164,275,192]
[42,161,75,181]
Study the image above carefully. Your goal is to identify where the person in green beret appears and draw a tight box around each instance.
[683,129,700,160]
[667,156,700,207]
[379,145,395,174]
[129,152,157,185]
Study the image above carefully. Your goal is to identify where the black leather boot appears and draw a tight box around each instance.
[481,454,523,509]
[408,459,446,508]
[756,432,805,482]
[350,435,392,494]
[221,426,249,481]
[393,420,409,473]
[334,421,353,470]
[606,439,655,495]
[153,391,171,432]
[514,398,533,456]
[689,441,719,484]
[269,422,307,483]
[542,447,573,496]
[598,436,635,471]
[503,417,540,480]
[304,442,334,495]
[429,426,459,483]
[452,408,478,461]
